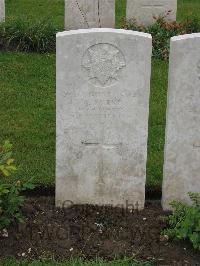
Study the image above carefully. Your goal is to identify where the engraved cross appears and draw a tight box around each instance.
[82,137,121,184]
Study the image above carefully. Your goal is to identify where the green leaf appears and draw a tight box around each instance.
[6,158,14,165]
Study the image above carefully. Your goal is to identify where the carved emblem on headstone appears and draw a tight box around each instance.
[82,43,126,87]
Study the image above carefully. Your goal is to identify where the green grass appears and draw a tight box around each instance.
[0,258,153,266]
[6,0,64,30]
[115,0,126,28]
[0,52,55,185]
[177,0,200,22]
[147,60,168,188]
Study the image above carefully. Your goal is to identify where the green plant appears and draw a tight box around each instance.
[147,17,184,60]
[0,141,35,229]
[124,12,186,59]
[0,140,17,177]
[163,192,200,250]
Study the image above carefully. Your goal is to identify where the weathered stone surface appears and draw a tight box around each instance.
[65,0,115,30]
[126,0,177,26]
[56,29,152,209]
[162,34,200,210]
[0,0,5,22]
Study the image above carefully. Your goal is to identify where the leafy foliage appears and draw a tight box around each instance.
[0,141,35,229]
[163,193,200,250]
[124,12,200,60]
[0,140,17,177]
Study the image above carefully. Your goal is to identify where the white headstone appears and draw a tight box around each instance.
[65,0,115,30]
[162,34,200,210]
[126,0,177,26]
[0,0,5,22]
[56,29,152,209]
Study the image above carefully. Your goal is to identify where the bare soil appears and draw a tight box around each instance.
[0,197,199,265]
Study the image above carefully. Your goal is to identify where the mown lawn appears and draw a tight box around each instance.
[0,0,199,189]
[0,52,55,185]
[177,0,200,22]
[6,0,64,29]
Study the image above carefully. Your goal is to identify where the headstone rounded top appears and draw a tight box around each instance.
[56,28,152,40]
[171,33,200,42]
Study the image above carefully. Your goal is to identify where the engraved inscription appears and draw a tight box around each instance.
[141,0,165,9]
[142,4,163,8]
[193,143,200,149]
[82,43,126,87]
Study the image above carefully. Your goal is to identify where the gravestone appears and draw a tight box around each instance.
[126,0,177,26]
[0,0,5,22]
[162,34,200,210]
[56,29,152,209]
[65,0,115,30]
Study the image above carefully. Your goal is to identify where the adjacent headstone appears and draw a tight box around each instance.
[162,34,200,210]
[0,0,5,22]
[65,0,115,30]
[126,0,177,26]
[56,29,152,209]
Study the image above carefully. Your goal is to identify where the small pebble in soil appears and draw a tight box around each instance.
[28,248,31,253]
[2,229,8,238]
[160,235,169,242]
